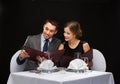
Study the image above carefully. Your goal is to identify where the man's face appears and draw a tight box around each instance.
[43,22,57,39]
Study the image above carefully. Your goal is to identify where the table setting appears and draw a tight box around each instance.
[28,57,91,74]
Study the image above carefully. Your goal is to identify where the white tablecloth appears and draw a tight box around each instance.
[7,70,114,84]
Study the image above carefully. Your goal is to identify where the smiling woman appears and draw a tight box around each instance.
[2,0,119,84]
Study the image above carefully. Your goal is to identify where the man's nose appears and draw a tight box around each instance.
[46,30,50,34]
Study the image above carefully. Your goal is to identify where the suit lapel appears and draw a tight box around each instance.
[34,34,41,50]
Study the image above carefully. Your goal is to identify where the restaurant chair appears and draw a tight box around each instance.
[7,50,27,84]
[10,50,26,72]
[91,49,106,72]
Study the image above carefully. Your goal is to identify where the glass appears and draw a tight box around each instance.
[44,52,54,73]
[74,52,81,59]
[37,52,48,64]
[37,56,43,66]
[46,51,51,59]
[37,52,51,73]
[73,52,81,73]
[58,67,66,74]
[82,57,89,65]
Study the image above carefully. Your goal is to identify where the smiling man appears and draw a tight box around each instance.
[17,18,62,71]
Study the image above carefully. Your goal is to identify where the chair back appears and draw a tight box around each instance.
[10,50,26,72]
[91,49,106,71]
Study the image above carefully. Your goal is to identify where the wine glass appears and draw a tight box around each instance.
[46,51,51,60]
[46,51,53,73]
[74,52,81,59]
[82,57,89,65]
[73,52,81,73]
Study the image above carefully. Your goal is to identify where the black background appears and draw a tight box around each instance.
[1,0,120,84]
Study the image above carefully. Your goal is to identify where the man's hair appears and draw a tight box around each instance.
[45,18,59,30]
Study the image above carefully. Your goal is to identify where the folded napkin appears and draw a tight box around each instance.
[67,59,88,70]
[37,60,56,70]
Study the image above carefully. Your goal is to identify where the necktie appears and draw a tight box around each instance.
[43,39,49,52]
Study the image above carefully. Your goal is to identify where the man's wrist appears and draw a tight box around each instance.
[19,56,24,60]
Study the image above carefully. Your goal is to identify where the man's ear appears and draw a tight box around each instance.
[43,25,45,30]
[54,30,58,34]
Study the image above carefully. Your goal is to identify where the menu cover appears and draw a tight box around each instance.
[58,49,93,68]
[22,46,65,61]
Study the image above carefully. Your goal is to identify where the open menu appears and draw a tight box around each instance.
[58,48,93,67]
[22,46,65,61]
[81,48,93,60]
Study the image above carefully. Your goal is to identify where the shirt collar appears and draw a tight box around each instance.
[41,33,52,42]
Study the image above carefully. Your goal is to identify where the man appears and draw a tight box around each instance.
[17,18,61,70]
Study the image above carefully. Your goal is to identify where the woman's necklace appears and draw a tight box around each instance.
[69,40,80,49]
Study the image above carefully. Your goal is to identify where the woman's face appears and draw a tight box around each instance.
[64,27,75,41]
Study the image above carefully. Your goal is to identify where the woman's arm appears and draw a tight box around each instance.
[83,42,93,68]
[83,42,90,53]
[58,43,64,50]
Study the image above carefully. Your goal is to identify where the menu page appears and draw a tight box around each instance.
[22,46,65,61]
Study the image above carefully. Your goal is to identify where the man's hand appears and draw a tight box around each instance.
[19,50,30,59]
[36,56,47,62]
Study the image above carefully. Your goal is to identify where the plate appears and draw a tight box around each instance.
[38,68,60,73]
[29,70,41,73]
[66,69,85,73]
[57,67,67,71]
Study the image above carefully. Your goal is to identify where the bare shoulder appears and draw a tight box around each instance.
[58,43,64,50]
[82,42,90,53]
[83,42,89,46]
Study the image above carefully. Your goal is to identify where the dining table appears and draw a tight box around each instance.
[7,69,115,84]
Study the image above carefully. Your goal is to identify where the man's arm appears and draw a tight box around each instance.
[16,56,26,65]
[16,50,29,65]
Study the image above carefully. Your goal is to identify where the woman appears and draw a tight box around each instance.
[58,21,93,68]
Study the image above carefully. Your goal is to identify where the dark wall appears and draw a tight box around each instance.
[1,0,119,84]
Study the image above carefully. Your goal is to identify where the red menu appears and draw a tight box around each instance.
[22,46,65,61]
